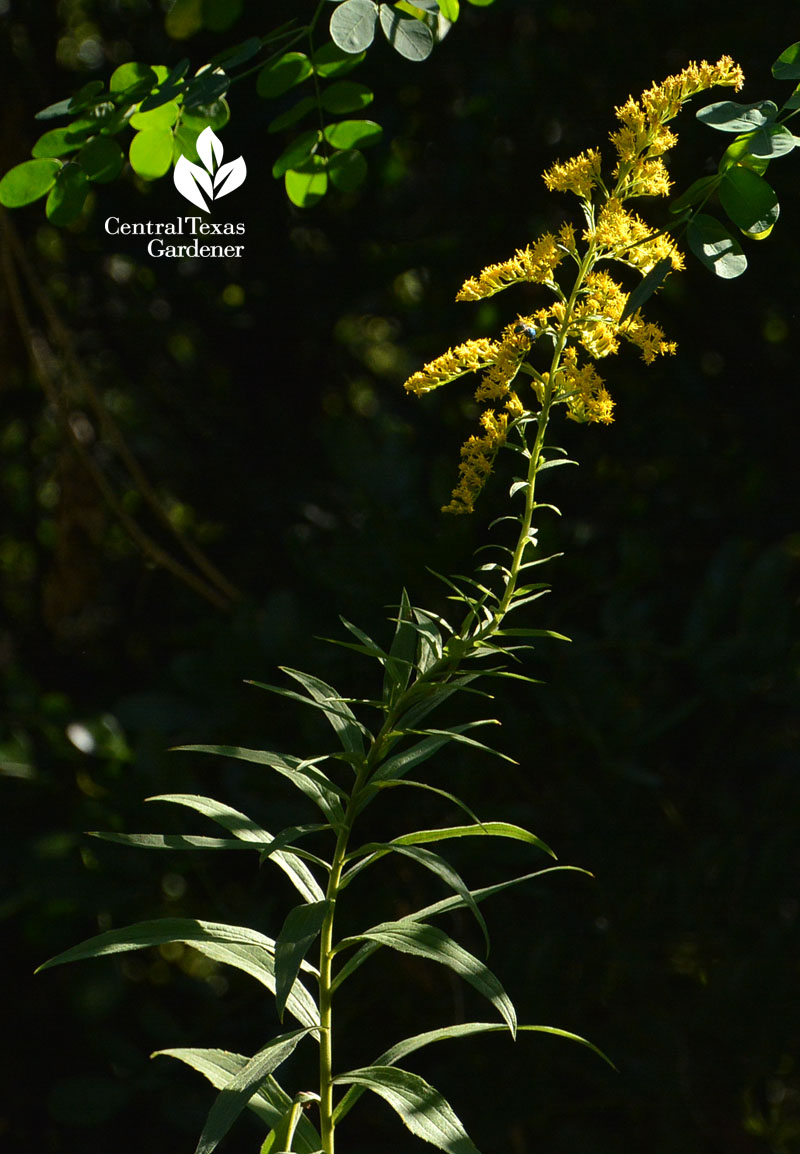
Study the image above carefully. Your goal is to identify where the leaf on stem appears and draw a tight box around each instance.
[274,901,330,1021]
[332,1065,479,1153]
[192,1029,316,1154]
[334,921,517,1035]
[156,1048,323,1150]
[146,793,325,902]
[334,1021,615,1123]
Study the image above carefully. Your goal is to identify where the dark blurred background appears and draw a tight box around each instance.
[1,2,799,1152]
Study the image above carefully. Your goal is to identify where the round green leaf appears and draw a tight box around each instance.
[78,136,125,183]
[320,81,373,114]
[0,158,62,207]
[312,41,366,77]
[696,100,777,133]
[129,128,174,180]
[31,125,91,158]
[330,0,379,54]
[272,131,322,179]
[746,124,796,159]
[130,100,180,130]
[110,61,158,96]
[257,52,314,99]
[324,118,382,149]
[379,5,434,60]
[45,163,90,225]
[328,148,367,191]
[718,135,770,175]
[285,158,328,207]
[719,166,779,236]
[772,41,800,80]
[687,213,747,279]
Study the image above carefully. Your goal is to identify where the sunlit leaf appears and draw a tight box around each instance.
[719,166,779,236]
[379,5,435,60]
[333,1066,480,1153]
[772,40,800,80]
[156,1049,322,1149]
[334,921,517,1034]
[257,53,314,99]
[129,128,174,179]
[274,901,329,1021]
[194,1030,315,1154]
[0,158,61,207]
[329,0,380,54]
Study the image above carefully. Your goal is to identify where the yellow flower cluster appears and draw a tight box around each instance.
[591,198,684,274]
[403,56,743,513]
[442,408,510,515]
[404,337,500,396]
[456,233,564,301]
[554,347,615,425]
[542,148,603,199]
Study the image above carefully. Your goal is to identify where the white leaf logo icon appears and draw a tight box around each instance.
[173,127,246,212]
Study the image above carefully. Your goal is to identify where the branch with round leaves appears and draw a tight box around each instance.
[0,0,496,220]
[666,40,800,280]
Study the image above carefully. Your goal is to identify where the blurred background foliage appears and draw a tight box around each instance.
[1,1,799,1152]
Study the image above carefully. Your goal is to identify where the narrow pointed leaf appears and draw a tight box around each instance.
[90,832,254,851]
[147,794,324,902]
[332,866,590,991]
[386,821,554,858]
[334,922,516,1034]
[194,1030,314,1154]
[257,669,367,757]
[384,590,422,702]
[334,1023,614,1124]
[275,901,329,1021]
[342,843,489,952]
[333,1066,479,1152]
[174,746,346,823]
[620,257,672,322]
[156,1048,322,1151]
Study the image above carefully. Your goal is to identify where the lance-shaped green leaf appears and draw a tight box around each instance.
[261,1091,321,1154]
[274,901,330,1022]
[619,257,673,322]
[687,213,747,279]
[341,843,489,952]
[383,589,419,702]
[334,921,516,1035]
[696,100,777,132]
[39,919,320,1029]
[719,166,779,237]
[335,1021,615,1123]
[333,1066,479,1153]
[370,721,502,785]
[382,820,554,857]
[187,940,319,1027]
[90,832,256,851]
[250,669,367,758]
[174,746,346,824]
[146,794,325,902]
[332,866,591,991]
[193,1029,315,1154]
[157,1048,322,1151]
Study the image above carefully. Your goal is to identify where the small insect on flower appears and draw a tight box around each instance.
[514,322,538,339]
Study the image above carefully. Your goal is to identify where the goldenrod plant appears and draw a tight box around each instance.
[35,44,800,1154]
